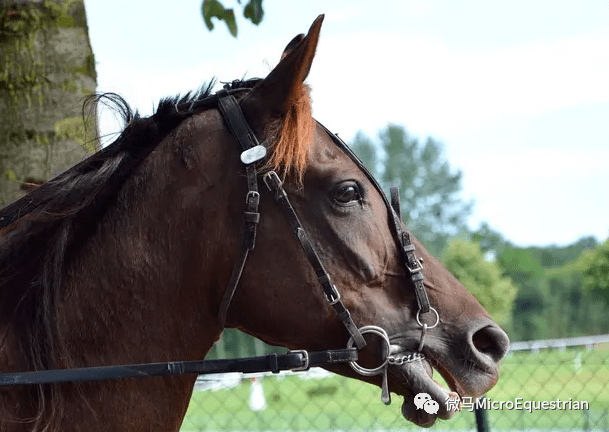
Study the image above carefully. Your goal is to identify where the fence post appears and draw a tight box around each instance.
[583,407,590,431]
[475,396,491,432]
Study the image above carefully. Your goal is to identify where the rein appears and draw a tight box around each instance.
[0,350,356,386]
[0,87,438,407]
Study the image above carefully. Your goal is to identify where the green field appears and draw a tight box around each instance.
[181,347,609,431]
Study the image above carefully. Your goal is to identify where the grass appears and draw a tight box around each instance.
[180,347,609,431]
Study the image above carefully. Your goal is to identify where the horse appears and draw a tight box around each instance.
[0,15,509,431]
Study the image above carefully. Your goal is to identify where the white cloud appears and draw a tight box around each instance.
[309,31,609,140]
[461,147,609,245]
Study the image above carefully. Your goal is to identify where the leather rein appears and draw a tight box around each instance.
[0,88,438,406]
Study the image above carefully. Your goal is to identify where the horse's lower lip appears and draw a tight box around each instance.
[389,354,460,427]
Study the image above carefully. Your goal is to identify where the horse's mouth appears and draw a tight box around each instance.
[388,348,461,427]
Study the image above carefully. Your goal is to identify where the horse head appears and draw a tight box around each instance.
[212,15,509,427]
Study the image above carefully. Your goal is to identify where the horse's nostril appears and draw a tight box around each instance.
[471,325,510,363]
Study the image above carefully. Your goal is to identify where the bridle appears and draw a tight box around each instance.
[214,90,439,404]
[0,86,439,406]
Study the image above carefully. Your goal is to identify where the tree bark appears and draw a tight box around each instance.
[0,0,97,207]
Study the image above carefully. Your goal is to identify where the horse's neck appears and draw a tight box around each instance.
[58,112,240,369]
[1,115,237,431]
[59,165,223,368]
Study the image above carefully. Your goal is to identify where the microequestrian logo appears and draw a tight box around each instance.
[414,392,440,414]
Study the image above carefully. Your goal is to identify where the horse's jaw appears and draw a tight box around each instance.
[388,353,458,427]
[388,345,500,427]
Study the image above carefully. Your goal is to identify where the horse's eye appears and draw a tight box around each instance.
[334,183,361,205]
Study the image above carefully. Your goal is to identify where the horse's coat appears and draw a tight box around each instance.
[0,15,508,431]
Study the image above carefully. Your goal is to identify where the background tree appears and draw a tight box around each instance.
[442,239,516,327]
[471,222,509,260]
[350,131,378,177]
[579,238,609,303]
[527,236,598,268]
[493,236,606,340]
[0,0,97,207]
[351,124,472,256]
[498,247,549,340]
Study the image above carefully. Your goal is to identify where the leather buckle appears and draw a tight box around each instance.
[289,350,310,372]
[263,171,281,192]
[326,285,341,305]
[406,257,423,274]
[245,190,260,206]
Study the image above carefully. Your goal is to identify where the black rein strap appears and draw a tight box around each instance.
[0,349,357,386]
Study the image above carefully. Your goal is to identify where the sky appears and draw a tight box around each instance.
[83,0,609,247]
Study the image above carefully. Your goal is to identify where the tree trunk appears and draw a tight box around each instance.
[0,0,97,207]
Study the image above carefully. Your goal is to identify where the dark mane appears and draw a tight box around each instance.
[0,78,261,378]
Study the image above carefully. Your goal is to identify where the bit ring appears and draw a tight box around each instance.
[416,307,439,329]
[347,325,391,376]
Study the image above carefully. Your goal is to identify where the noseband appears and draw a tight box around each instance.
[215,90,440,404]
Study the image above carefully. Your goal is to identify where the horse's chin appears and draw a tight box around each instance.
[389,352,460,427]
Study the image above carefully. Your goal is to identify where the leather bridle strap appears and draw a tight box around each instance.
[216,94,263,326]
[315,123,432,316]
[215,94,366,350]
[315,124,436,355]
[262,171,367,349]
[389,187,430,314]
[0,348,358,386]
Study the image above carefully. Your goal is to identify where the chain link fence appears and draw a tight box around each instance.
[180,334,609,431]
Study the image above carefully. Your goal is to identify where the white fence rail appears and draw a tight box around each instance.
[509,333,609,352]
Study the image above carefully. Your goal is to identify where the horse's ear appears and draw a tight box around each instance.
[281,34,305,59]
[240,14,323,131]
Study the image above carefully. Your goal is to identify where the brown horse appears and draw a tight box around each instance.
[0,15,508,431]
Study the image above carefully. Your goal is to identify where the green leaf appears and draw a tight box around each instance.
[202,0,237,37]
[202,0,222,30]
[244,0,264,25]
[224,9,237,37]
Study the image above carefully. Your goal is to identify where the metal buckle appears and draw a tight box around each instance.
[263,171,281,192]
[406,257,423,274]
[326,285,341,305]
[289,350,310,371]
[245,190,260,205]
